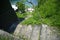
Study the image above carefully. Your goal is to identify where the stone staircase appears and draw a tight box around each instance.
[13,24,60,40]
[0,24,60,40]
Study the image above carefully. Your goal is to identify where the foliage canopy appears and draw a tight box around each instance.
[16,0,60,27]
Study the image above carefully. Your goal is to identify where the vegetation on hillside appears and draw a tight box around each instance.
[16,0,60,28]
[37,0,60,27]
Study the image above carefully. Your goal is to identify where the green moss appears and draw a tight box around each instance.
[0,35,13,40]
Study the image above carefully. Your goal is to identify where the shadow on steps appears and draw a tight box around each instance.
[6,18,25,33]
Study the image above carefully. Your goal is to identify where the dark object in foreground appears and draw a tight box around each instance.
[0,0,18,32]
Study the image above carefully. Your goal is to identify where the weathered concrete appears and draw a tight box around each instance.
[14,24,60,40]
[40,24,60,40]
[0,30,19,40]
[14,24,41,40]
[30,25,40,40]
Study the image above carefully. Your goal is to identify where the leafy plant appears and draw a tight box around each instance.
[16,12,27,18]
[16,2,25,13]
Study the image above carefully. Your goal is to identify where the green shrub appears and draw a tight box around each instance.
[38,0,60,27]
[21,17,41,25]
[16,12,27,18]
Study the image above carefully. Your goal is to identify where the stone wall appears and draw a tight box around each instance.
[0,30,19,40]
[14,24,60,40]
